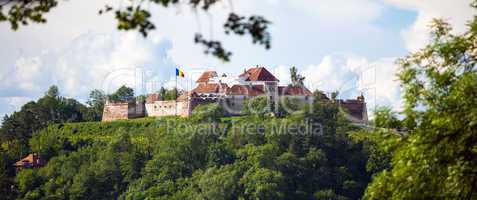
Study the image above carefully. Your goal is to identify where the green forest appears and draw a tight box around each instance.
[1,2,477,199]
[7,104,375,200]
[2,84,394,199]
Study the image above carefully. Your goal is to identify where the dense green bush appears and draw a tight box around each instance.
[241,96,271,117]
[276,97,303,117]
[191,103,225,122]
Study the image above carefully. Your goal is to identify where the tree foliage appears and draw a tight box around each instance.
[372,106,401,129]
[191,103,224,122]
[9,98,374,200]
[0,85,87,149]
[241,96,272,117]
[276,97,302,117]
[364,5,477,199]
[0,86,113,198]
[45,85,59,97]
[108,85,135,102]
[289,66,305,87]
[86,89,106,121]
[162,87,179,101]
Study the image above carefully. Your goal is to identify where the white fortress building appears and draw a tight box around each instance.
[103,66,367,123]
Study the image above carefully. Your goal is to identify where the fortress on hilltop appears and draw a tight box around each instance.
[102,66,368,123]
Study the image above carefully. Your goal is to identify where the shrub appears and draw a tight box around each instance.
[276,97,302,117]
[241,96,271,117]
[192,103,225,122]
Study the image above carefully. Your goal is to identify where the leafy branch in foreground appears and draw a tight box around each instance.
[0,0,57,29]
[363,6,477,199]
[0,0,272,62]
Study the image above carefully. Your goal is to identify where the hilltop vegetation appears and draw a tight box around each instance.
[0,85,142,198]
[13,99,376,200]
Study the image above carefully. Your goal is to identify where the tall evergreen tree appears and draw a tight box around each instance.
[290,66,305,87]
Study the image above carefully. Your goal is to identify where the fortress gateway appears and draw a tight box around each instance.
[102,66,367,123]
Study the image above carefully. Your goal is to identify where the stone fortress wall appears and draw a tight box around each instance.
[102,66,367,123]
[145,100,190,117]
[102,101,145,122]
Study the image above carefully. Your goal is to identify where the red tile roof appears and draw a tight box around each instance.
[340,100,366,121]
[239,67,279,82]
[278,86,312,96]
[227,85,265,96]
[192,83,229,94]
[146,93,161,103]
[196,71,218,83]
[14,153,46,168]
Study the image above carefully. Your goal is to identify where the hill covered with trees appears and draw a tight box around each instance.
[11,98,378,200]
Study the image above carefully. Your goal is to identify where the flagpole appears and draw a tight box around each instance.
[175,68,177,116]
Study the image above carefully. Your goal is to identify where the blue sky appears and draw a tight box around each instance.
[0,0,474,118]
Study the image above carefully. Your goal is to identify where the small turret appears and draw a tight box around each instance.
[357,93,365,102]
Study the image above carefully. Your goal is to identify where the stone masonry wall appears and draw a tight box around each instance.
[102,103,129,122]
[145,98,219,118]
[102,102,145,122]
[103,95,327,121]
[145,100,191,117]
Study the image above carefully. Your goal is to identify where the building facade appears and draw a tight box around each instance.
[102,66,368,123]
[14,153,46,172]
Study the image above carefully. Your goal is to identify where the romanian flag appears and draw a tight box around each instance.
[176,68,185,77]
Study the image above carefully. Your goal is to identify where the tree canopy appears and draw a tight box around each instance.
[11,97,373,200]
[241,96,272,117]
[363,6,477,199]
[108,85,135,102]
[159,87,180,101]
[86,89,106,121]
[0,85,116,198]
[191,103,224,122]
[289,66,305,87]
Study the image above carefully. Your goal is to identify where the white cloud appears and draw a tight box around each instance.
[383,0,474,51]
[274,55,402,114]
[0,0,116,54]
[302,55,363,96]
[289,0,384,24]
[273,65,292,85]
[13,56,45,92]
[0,32,177,104]
[366,58,402,111]
[0,97,32,122]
